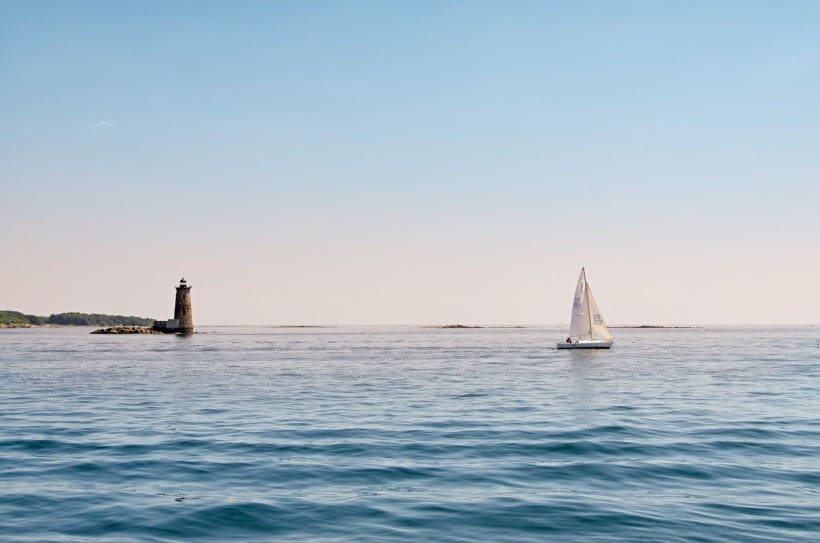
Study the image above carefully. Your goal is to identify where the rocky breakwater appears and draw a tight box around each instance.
[91,326,160,334]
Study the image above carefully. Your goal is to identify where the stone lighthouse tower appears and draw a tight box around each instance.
[174,278,193,334]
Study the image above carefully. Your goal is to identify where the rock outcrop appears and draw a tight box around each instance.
[90,326,160,334]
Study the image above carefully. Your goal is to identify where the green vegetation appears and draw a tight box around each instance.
[45,313,155,326]
[0,310,154,327]
[0,311,45,326]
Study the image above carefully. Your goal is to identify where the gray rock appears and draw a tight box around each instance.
[90,326,160,334]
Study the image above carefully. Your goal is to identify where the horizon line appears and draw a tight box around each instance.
[191,323,818,327]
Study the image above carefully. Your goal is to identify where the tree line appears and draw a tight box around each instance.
[0,310,155,327]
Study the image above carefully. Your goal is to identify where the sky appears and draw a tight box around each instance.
[1,1,819,325]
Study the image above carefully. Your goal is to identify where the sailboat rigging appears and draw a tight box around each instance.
[557,268,614,349]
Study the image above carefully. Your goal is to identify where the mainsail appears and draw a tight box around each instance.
[569,270,589,337]
[568,268,612,341]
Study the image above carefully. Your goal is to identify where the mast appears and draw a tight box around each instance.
[583,268,593,339]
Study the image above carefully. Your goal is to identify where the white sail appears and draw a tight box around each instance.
[569,269,591,337]
[584,281,613,341]
[559,268,613,349]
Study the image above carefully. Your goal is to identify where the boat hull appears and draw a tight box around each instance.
[556,340,613,350]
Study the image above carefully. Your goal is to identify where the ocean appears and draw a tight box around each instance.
[1,326,818,542]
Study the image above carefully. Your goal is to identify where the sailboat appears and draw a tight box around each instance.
[556,268,614,349]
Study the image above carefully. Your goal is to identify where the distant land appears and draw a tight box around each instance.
[0,310,155,328]
[273,325,333,328]
[609,325,697,329]
[0,314,704,330]
[422,324,698,330]
[423,324,527,329]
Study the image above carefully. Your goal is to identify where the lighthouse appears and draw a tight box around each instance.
[174,278,193,334]
[152,277,194,334]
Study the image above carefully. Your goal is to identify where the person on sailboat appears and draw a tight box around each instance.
[566,337,572,344]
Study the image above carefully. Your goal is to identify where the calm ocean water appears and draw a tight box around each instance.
[1,326,819,542]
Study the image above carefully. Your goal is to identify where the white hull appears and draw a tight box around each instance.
[556,340,613,350]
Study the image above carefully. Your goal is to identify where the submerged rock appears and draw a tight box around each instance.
[90,326,160,334]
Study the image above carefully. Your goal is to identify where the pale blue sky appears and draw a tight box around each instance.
[2,1,819,324]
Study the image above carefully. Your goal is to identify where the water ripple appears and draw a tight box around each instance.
[1,326,819,542]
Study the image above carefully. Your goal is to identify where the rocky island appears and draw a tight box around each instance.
[94,278,194,335]
[90,326,160,334]
[0,278,197,335]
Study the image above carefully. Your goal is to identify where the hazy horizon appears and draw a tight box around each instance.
[3,2,818,326]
